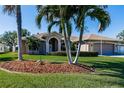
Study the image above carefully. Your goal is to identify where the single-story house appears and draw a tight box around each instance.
[22,32,124,55]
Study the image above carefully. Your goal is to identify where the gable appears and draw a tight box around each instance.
[36,32,63,41]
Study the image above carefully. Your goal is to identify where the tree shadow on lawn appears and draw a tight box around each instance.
[0,57,17,62]
[88,60,124,79]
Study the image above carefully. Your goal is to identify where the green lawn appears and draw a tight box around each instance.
[0,52,124,88]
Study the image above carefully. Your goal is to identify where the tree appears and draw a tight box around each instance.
[22,29,31,37]
[36,5,111,64]
[36,5,75,64]
[73,6,111,63]
[0,29,30,52]
[116,30,124,40]
[0,31,17,52]
[27,35,41,51]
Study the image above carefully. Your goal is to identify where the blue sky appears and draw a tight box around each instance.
[0,5,124,38]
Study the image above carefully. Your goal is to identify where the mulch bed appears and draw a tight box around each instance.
[0,61,95,73]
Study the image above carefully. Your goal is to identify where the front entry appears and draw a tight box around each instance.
[49,38,58,52]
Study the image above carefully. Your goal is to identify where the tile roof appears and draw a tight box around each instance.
[33,32,121,42]
[71,34,120,42]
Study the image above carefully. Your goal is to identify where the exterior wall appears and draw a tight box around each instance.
[39,41,46,54]
[81,40,118,55]
[80,44,89,52]
[27,41,46,55]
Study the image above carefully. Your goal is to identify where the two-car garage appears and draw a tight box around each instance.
[80,43,114,55]
[93,43,114,55]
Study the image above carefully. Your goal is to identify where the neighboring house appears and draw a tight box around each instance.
[0,43,5,53]
[22,32,124,55]
[0,43,9,53]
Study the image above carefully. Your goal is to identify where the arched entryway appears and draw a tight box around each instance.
[49,38,58,52]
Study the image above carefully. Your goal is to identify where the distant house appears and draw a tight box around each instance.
[0,43,9,53]
[22,32,124,55]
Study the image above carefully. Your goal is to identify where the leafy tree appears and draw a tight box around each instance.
[22,29,31,37]
[117,30,124,40]
[0,29,30,52]
[3,5,23,61]
[0,31,17,52]
[71,42,76,51]
[27,35,41,51]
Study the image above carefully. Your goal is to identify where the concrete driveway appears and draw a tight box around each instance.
[109,55,124,58]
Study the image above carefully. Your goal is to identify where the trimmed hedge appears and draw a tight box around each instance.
[0,52,6,54]
[48,51,98,57]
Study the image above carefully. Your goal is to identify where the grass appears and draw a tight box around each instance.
[0,52,124,88]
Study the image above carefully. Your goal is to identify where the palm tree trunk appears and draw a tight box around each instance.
[67,39,72,63]
[63,23,72,64]
[59,6,72,64]
[73,19,84,64]
[65,27,73,64]
[16,5,22,61]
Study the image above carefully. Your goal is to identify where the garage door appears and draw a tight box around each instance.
[93,43,114,55]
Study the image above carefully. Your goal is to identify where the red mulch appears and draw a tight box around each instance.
[0,61,95,73]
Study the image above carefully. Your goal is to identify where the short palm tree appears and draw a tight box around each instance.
[3,5,23,61]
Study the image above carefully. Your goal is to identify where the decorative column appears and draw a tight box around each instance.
[46,40,49,54]
[58,40,61,52]
[100,39,103,55]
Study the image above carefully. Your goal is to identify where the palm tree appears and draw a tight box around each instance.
[36,5,76,64]
[3,5,23,61]
[36,5,111,64]
[73,5,111,63]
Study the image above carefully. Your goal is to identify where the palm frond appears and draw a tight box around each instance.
[48,21,60,33]
[66,21,72,37]
[3,5,16,16]
[87,7,111,31]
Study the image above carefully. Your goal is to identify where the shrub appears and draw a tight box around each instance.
[48,51,98,57]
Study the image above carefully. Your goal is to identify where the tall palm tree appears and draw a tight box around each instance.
[3,5,23,61]
[36,5,76,64]
[73,5,111,64]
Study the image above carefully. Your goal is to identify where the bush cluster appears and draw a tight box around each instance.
[48,51,98,57]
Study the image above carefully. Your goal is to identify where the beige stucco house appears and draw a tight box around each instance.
[78,34,124,55]
[22,32,124,55]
